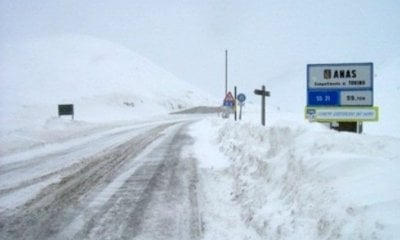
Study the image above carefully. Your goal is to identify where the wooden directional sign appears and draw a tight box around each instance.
[254,89,270,96]
[254,85,270,126]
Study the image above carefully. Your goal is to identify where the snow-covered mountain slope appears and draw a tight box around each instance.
[0,35,215,128]
[0,34,217,155]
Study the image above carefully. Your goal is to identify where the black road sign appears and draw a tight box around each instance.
[58,104,74,119]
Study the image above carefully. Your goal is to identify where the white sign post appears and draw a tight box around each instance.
[307,62,373,107]
[306,62,378,133]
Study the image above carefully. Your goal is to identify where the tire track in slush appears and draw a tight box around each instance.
[0,123,176,240]
[0,124,159,196]
[78,128,202,240]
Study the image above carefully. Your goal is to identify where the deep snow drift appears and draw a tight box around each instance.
[191,117,400,239]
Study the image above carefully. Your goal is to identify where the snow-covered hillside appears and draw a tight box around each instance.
[0,34,215,125]
[0,34,216,154]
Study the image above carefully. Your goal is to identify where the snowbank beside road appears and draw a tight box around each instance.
[193,118,400,239]
[190,119,260,240]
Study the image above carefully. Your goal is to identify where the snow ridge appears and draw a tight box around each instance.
[216,120,400,239]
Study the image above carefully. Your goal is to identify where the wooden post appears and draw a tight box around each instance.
[261,85,265,126]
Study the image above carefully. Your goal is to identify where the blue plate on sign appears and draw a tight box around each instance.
[308,91,339,106]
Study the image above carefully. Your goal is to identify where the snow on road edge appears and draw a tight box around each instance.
[189,118,260,240]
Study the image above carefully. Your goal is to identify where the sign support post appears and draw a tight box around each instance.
[262,86,265,125]
[237,93,246,121]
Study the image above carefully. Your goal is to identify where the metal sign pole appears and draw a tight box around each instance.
[236,93,246,121]
[239,104,243,120]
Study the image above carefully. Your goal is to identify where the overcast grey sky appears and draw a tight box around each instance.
[1,0,399,99]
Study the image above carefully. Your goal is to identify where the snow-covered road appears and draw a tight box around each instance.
[0,119,202,240]
[1,115,399,240]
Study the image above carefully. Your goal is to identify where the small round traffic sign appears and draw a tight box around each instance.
[237,93,246,103]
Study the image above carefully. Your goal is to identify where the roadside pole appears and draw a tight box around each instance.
[225,50,228,96]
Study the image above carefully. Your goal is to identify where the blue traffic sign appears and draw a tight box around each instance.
[237,93,246,103]
[308,91,339,106]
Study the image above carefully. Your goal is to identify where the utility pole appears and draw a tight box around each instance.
[225,49,228,95]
